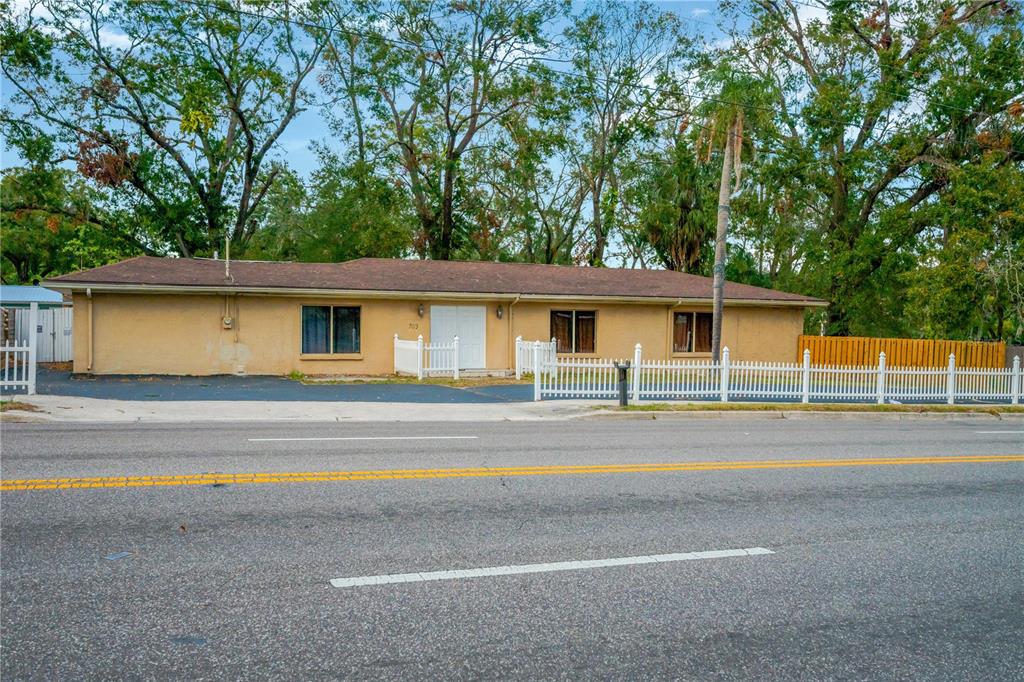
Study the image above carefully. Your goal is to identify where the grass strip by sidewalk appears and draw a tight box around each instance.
[0,400,41,413]
[606,402,1024,415]
[295,374,530,388]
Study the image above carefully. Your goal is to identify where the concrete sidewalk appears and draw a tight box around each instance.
[1,394,601,422]
[4,394,1022,423]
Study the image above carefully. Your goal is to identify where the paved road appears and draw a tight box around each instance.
[2,419,1023,679]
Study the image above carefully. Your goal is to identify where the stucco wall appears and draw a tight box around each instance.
[72,292,806,375]
[510,302,804,364]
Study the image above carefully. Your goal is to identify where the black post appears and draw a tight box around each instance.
[614,360,631,406]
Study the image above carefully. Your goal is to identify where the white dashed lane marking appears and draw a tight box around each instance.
[329,547,774,588]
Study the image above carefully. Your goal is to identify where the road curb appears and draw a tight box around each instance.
[588,409,1024,421]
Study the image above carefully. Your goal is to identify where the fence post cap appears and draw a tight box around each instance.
[879,351,886,359]
[803,348,811,356]
[949,353,956,360]
[394,333,399,339]
[417,334,423,341]
[635,343,642,350]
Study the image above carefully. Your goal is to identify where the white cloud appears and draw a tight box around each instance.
[692,8,710,17]
[98,28,132,50]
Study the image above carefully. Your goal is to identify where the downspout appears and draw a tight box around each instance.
[86,287,93,371]
[507,294,521,371]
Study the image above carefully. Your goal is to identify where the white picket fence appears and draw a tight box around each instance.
[393,334,460,380]
[0,302,38,394]
[537,357,625,399]
[534,344,1022,405]
[514,337,557,379]
[425,337,459,379]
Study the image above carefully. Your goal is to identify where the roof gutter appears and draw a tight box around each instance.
[46,281,828,308]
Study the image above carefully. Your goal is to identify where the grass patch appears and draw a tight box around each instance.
[609,402,1024,415]
[300,374,530,388]
[0,400,41,413]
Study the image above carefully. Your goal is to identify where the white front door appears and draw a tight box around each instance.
[430,305,486,369]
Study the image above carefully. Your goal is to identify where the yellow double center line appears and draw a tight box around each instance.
[2,455,1022,491]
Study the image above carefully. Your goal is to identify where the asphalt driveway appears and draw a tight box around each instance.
[6,368,534,403]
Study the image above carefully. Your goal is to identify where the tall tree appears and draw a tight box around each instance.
[732,0,1024,334]
[564,0,692,266]
[627,127,715,272]
[695,68,771,361]
[2,0,329,257]
[339,0,561,260]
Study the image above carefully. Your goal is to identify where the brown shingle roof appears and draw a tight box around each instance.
[45,256,826,305]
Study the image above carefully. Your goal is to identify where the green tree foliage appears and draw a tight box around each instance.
[2,0,329,256]
[564,0,692,266]
[628,131,715,272]
[246,154,414,262]
[2,0,1023,342]
[906,155,1024,342]
[729,0,1024,336]
[1,167,140,283]
[320,0,563,260]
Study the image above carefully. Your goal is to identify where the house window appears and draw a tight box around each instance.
[673,312,713,353]
[301,305,361,354]
[551,310,595,354]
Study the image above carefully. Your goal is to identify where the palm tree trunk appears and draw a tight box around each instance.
[711,121,735,363]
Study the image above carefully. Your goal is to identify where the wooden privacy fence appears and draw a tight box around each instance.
[798,335,1006,368]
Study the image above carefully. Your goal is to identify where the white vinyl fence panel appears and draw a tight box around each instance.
[808,364,878,402]
[955,366,1016,402]
[535,345,1022,406]
[1,302,38,394]
[634,359,722,400]
[425,337,459,379]
[393,335,461,379]
[515,337,556,379]
[393,335,423,378]
[539,356,622,399]
[0,341,33,392]
[13,306,72,362]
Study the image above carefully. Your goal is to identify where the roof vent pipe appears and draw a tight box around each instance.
[224,232,231,281]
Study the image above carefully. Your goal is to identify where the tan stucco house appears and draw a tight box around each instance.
[44,256,827,376]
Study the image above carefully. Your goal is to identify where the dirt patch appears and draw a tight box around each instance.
[0,400,41,413]
[300,375,530,387]
[40,361,72,372]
